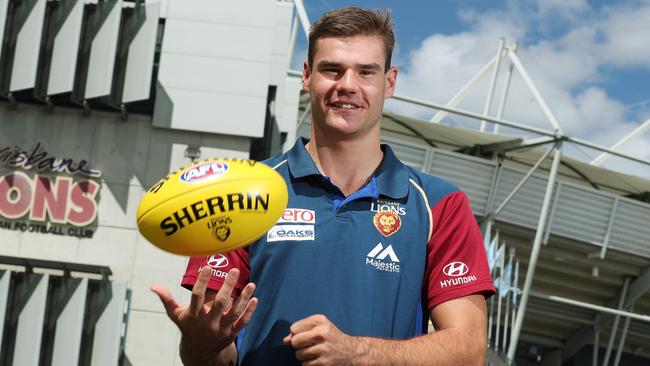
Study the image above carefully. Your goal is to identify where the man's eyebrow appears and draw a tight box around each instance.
[358,63,382,71]
[316,61,342,69]
[316,61,382,71]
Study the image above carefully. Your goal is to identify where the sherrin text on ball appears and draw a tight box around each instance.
[136,158,288,256]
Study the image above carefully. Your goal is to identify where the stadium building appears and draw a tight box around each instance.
[0,1,648,365]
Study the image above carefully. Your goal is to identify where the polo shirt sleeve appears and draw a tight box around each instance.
[425,191,495,310]
[181,248,251,297]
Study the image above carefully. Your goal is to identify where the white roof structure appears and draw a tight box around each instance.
[290,2,650,363]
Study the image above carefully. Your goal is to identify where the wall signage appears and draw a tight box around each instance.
[0,142,101,178]
[0,143,102,238]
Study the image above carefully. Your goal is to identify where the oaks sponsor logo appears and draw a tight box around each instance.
[267,224,315,242]
[267,208,316,242]
[440,261,477,288]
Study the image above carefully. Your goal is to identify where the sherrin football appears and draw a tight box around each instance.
[136,158,288,256]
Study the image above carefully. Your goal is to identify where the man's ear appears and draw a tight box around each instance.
[384,66,398,99]
[302,61,311,92]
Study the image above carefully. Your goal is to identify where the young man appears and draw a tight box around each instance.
[152,7,495,366]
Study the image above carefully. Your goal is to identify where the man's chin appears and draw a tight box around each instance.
[324,120,362,135]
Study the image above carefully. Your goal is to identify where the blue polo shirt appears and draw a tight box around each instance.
[182,138,495,365]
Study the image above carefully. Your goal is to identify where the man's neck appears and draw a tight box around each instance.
[306,132,383,197]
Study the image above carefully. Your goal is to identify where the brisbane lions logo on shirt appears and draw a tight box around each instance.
[373,210,401,237]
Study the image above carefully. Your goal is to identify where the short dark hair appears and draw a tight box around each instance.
[308,7,396,72]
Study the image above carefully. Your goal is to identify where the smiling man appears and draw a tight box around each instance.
[152,7,495,366]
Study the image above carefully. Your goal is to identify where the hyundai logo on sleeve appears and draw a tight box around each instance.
[207,254,229,268]
[443,262,469,277]
[440,261,477,288]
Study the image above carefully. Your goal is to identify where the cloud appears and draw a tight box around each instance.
[526,26,600,89]
[389,0,650,178]
[536,0,589,19]
[597,4,650,67]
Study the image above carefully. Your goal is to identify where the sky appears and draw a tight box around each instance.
[291,0,650,179]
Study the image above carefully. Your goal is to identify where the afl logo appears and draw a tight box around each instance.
[180,162,228,183]
[206,254,229,269]
[443,262,469,277]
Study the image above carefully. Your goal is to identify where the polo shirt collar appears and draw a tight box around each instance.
[286,137,409,199]
[374,143,410,199]
[287,137,321,179]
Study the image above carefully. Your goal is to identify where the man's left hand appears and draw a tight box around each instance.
[283,314,363,366]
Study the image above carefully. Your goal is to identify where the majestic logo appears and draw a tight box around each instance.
[366,242,400,273]
[443,262,469,277]
[373,210,401,237]
[211,216,232,241]
[206,254,229,268]
[367,242,399,262]
[179,162,228,183]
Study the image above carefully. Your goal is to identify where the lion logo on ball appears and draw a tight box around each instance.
[212,216,233,241]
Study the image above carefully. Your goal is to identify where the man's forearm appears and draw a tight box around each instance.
[353,328,486,366]
[180,338,237,366]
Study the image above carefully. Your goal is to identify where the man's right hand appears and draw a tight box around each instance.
[151,266,258,365]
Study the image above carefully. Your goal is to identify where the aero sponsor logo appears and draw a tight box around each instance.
[440,261,477,288]
[365,242,400,273]
[206,254,229,268]
[179,162,228,183]
[278,208,315,223]
[443,262,469,277]
[267,208,316,242]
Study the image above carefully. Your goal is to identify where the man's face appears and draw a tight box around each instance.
[303,35,397,137]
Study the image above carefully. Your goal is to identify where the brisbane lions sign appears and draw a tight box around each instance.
[0,143,101,238]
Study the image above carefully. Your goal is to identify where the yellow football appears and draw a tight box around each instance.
[136,158,288,256]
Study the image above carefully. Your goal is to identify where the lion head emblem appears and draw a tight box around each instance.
[373,210,401,237]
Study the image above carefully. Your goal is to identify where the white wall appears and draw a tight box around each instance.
[0,102,250,365]
[154,0,298,139]
[0,1,303,363]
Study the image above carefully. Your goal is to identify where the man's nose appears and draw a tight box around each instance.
[336,69,359,93]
